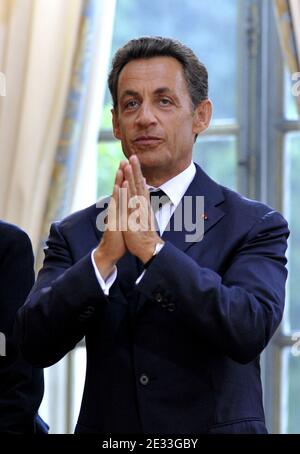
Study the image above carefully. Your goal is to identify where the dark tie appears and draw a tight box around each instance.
[149,189,170,213]
[135,190,170,277]
[149,189,170,235]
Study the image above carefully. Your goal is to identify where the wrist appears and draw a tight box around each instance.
[94,249,116,280]
[141,240,165,267]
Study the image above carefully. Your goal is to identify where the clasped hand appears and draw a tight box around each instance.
[94,155,164,279]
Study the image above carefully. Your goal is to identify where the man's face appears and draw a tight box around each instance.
[112,56,209,182]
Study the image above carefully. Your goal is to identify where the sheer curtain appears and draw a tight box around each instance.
[0,0,83,248]
[72,0,116,214]
[290,0,300,66]
[38,0,116,434]
[36,0,116,269]
[1,0,116,434]
[274,0,300,113]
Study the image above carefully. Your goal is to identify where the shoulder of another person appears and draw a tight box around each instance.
[0,220,31,247]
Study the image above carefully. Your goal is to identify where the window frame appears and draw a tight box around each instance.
[97,0,300,434]
[244,0,300,434]
[48,0,300,434]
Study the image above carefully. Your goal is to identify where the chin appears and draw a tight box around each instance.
[138,153,163,166]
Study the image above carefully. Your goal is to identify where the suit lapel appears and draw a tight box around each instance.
[162,164,226,253]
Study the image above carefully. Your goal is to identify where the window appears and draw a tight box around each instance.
[260,5,300,434]
[44,0,299,433]
[96,0,300,434]
[281,109,300,434]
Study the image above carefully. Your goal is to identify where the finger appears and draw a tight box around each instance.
[120,180,129,231]
[130,155,146,195]
[119,160,127,171]
[107,184,118,231]
[143,178,150,201]
[115,173,125,229]
[122,180,128,192]
[112,183,119,206]
[124,164,136,198]
[117,160,127,189]
[115,168,124,188]
[121,180,129,206]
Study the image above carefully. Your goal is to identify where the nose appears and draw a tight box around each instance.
[135,102,157,128]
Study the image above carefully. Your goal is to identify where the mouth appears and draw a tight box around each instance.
[133,136,163,147]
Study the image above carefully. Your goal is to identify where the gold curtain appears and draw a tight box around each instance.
[35,0,116,271]
[274,0,300,114]
[0,0,83,248]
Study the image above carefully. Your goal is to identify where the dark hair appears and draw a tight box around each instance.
[108,36,208,110]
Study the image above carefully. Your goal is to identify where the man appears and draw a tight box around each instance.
[16,37,289,434]
[0,221,46,433]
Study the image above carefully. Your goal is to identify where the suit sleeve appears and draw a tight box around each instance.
[137,210,289,364]
[16,222,109,367]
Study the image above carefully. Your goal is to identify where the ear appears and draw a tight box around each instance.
[192,99,212,135]
[112,109,121,140]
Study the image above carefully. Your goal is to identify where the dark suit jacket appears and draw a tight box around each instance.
[16,165,289,434]
[0,221,45,433]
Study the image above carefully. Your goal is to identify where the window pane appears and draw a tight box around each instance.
[284,69,299,120]
[282,347,300,434]
[102,0,238,122]
[39,356,69,433]
[194,136,237,190]
[97,141,123,197]
[283,133,300,332]
[71,347,86,433]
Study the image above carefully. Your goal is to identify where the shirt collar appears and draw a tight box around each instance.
[147,161,196,209]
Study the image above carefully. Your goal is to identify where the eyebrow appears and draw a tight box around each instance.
[119,87,178,102]
[119,90,140,104]
[154,87,180,105]
[153,87,175,96]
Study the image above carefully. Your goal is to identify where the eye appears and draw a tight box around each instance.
[159,98,172,106]
[124,100,139,110]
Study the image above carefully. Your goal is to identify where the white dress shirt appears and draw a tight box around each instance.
[91,161,196,295]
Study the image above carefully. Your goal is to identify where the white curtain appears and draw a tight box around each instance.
[72,0,117,213]
[274,0,300,114]
[1,0,116,434]
[38,0,116,434]
[0,0,83,250]
[290,0,300,66]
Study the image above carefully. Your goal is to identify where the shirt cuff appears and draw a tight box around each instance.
[135,243,165,285]
[135,270,146,285]
[91,249,117,295]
